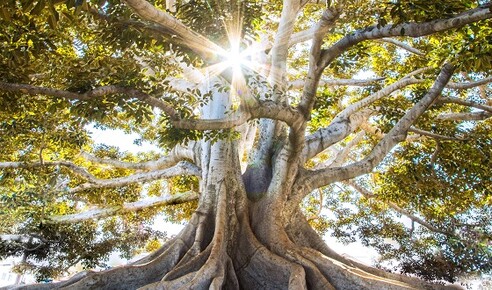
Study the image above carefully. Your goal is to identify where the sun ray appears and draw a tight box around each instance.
[198,1,274,108]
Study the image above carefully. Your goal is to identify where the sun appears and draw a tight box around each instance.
[224,43,247,75]
[202,18,269,102]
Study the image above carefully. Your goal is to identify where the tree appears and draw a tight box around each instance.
[0,0,491,288]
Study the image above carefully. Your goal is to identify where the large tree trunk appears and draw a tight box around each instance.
[5,75,463,289]
[8,139,461,290]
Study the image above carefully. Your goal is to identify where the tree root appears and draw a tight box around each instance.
[7,215,464,290]
[7,201,465,290]
[286,209,463,290]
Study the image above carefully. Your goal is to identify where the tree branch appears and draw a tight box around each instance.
[447,76,492,90]
[319,5,492,69]
[302,109,371,163]
[290,77,385,89]
[0,235,45,243]
[254,100,304,127]
[68,161,200,194]
[302,73,422,162]
[268,0,311,87]
[0,160,97,182]
[328,131,366,168]
[0,159,201,194]
[0,81,178,118]
[173,110,252,130]
[376,38,425,56]
[171,99,305,130]
[436,111,492,121]
[296,7,346,125]
[437,96,492,113]
[299,63,454,193]
[80,144,195,170]
[334,77,423,121]
[0,79,308,134]
[288,27,316,47]
[47,191,198,223]
[408,127,467,141]
[122,0,223,60]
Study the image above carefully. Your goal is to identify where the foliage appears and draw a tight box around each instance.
[0,0,491,285]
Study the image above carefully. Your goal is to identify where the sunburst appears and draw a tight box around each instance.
[202,13,269,104]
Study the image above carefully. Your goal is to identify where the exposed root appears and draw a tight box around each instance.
[162,243,212,281]
[303,247,419,290]
[7,178,465,290]
[234,220,309,290]
[286,209,463,290]
[142,176,237,290]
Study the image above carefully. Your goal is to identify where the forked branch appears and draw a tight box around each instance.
[0,81,305,131]
[0,159,200,194]
[299,63,454,194]
[302,73,423,162]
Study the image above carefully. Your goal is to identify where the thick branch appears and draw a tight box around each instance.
[436,111,492,121]
[319,5,492,69]
[122,0,223,60]
[300,63,454,192]
[268,0,309,86]
[173,110,252,130]
[48,191,198,223]
[0,81,178,118]
[175,100,304,130]
[302,75,422,162]
[295,8,344,123]
[254,100,304,127]
[68,161,200,194]
[288,27,316,47]
[302,109,371,163]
